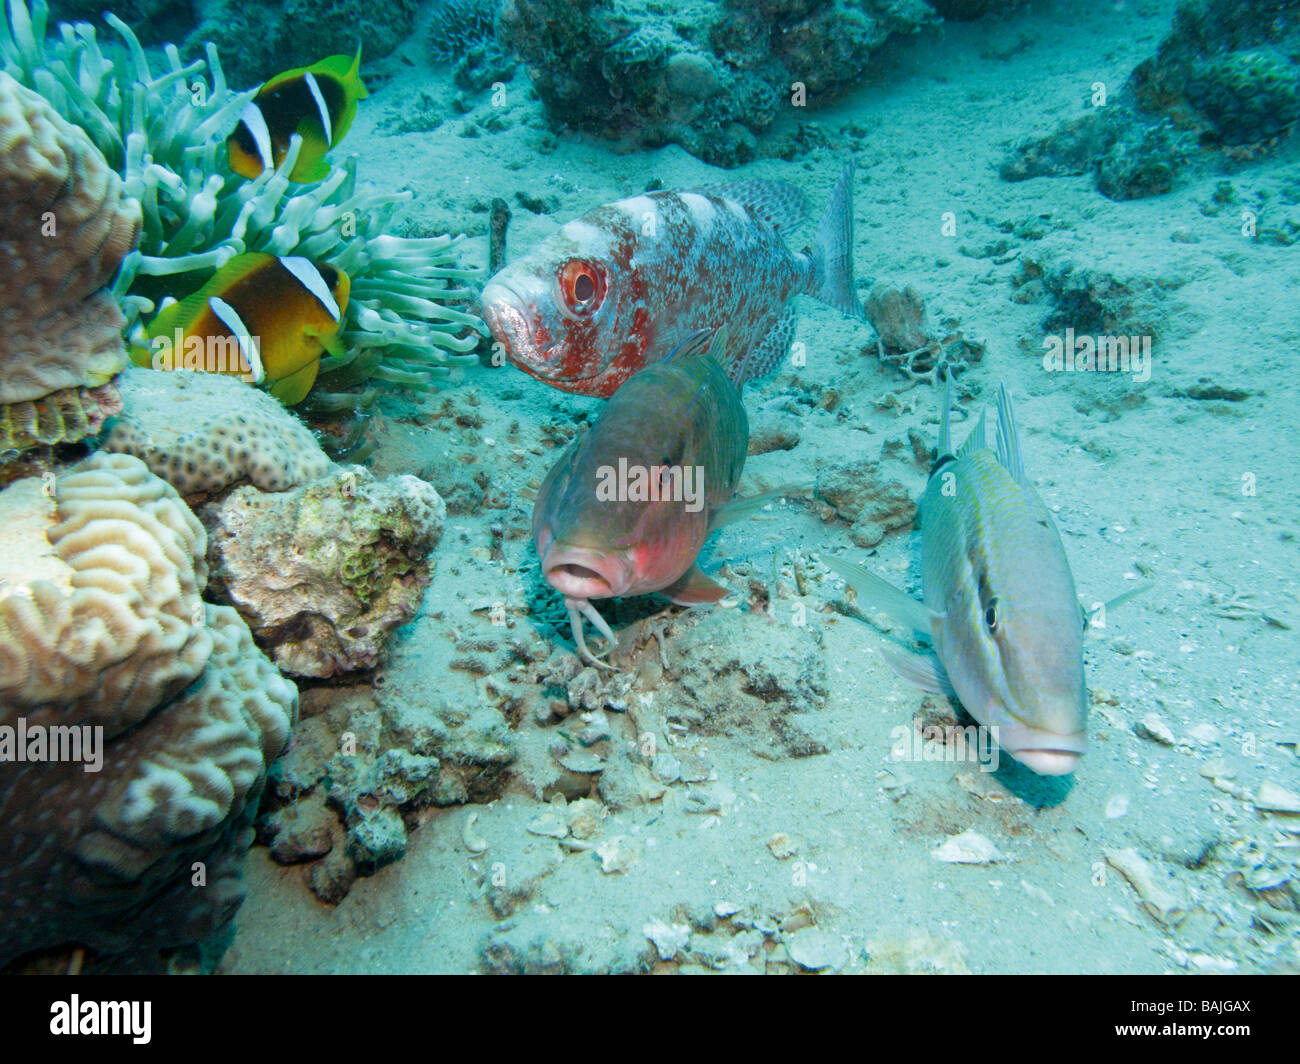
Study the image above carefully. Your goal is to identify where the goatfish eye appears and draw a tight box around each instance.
[557,258,607,315]
[985,598,999,632]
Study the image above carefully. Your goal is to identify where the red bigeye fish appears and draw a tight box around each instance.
[483,161,865,398]
[532,329,789,668]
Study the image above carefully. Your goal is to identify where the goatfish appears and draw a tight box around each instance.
[823,380,1088,776]
[483,160,866,398]
[131,253,350,405]
[227,50,368,183]
[533,328,787,667]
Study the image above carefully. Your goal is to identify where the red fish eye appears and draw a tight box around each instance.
[558,259,607,314]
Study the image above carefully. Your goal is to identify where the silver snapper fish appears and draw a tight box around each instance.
[533,329,784,667]
[824,380,1088,775]
[482,161,864,398]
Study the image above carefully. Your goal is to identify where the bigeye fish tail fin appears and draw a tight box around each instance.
[661,565,730,605]
[883,647,958,698]
[995,383,1029,487]
[565,597,618,670]
[731,308,796,388]
[708,484,807,533]
[820,553,939,636]
[809,158,865,321]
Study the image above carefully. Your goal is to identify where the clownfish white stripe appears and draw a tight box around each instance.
[208,296,265,383]
[237,100,274,174]
[279,255,341,321]
[303,71,333,145]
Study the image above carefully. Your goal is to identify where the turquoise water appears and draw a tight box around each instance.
[0,0,1297,977]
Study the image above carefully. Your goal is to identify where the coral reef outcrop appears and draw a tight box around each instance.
[0,70,140,465]
[101,368,333,497]
[205,467,446,677]
[1001,0,1300,200]
[498,0,937,167]
[0,452,296,967]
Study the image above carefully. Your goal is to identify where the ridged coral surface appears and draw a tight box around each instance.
[0,602,296,965]
[0,70,139,407]
[0,452,210,736]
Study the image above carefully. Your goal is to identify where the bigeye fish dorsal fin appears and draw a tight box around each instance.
[994,383,1029,488]
[687,179,806,234]
[820,554,942,637]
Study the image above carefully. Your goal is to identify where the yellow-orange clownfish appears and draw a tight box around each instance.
[131,253,351,405]
[227,50,368,184]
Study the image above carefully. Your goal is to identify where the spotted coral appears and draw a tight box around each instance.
[0,0,486,399]
[0,68,140,461]
[101,368,333,497]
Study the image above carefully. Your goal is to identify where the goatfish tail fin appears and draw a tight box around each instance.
[809,158,865,321]
[708,483,807,533]
[820,553,941,637]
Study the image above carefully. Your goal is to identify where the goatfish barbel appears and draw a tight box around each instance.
[823,379,1088,776]
[483,160,865,398]
[533,328,788,667]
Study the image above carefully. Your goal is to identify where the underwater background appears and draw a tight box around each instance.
[0,0,1297,975]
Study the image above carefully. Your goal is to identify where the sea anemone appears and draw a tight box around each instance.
[0,0,486,398]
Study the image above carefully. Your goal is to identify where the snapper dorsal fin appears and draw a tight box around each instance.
[689,179,806,234]
[995,383,1029,487]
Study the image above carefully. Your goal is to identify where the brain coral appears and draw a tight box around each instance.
[101,368,333,497]
[0,602,296,966]
[0,69,140,456]
[0,452,211,738]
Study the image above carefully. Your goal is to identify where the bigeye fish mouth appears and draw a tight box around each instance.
[481,279,603,383]
[542,548,632,599]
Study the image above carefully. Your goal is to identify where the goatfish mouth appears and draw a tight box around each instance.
[542,547,635,600]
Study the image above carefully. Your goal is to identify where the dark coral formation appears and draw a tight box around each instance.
[429,0,500,62]
[1002,0,1300,200]
[499,0,937,166]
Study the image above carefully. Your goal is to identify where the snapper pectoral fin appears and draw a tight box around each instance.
[820,554,941,636]
[883,648,957,698]
[661,565,729,605]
